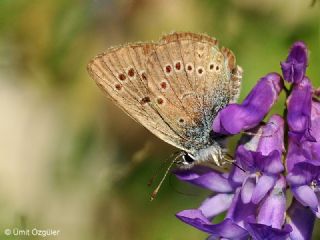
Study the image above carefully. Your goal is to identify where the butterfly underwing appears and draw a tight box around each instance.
[87,32,242,168]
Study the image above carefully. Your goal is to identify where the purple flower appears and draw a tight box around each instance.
[176,208,249,239]
[212,73,283,135]
[287,161,320,216]
[175,41,319,240]
[286,77,315,142]
[175,167,250,239]
[253,176,287,229]
[236,115,284,204]
[245,221,292,240]
[176,116,290,239]
[286,94,320,171]
[287,199,316,240]
[281,41,308,84]
[175,166,233,193]
[175,166,237,220]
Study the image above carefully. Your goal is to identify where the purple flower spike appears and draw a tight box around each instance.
[281,41,308,84]
[287,199,316,240]
[175,41,319,240]
[287,77,315,142]
[212,73,283,135]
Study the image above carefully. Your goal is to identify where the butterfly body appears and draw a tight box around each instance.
[87,32,242,168]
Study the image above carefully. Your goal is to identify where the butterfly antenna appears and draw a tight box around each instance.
[225,153,246,172]
[243,121,279,138]
[150,153,182,201]
[148,151,180,187]
[231,162,246,172]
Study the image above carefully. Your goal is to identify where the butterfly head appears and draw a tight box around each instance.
[175,152,196,168]
[175,141,227,169]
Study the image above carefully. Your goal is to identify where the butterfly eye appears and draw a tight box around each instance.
[215,65,220,72]
[182,154,194,164]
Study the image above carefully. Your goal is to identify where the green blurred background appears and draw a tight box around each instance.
[0,0,319,239]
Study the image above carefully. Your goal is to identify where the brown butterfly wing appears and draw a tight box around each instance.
[87,44,186,150]
[158,32,242,150]
[87,32,242,154]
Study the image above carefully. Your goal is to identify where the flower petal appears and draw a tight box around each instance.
[245,217,292,240]
[235,145,256,172]
[291,185,318,211]
[176,209,212,233]
[281,41,308,84]
[235,119,284,174]
[226,188,257,227]
[228,164,247,188]
[207,235,248,240]
[287,161,320,186]
[287,101,320,170]
[204,219,248,239]
[287,77,315,142]
[264,151,285,174]
[176,209,248,239]
[287,199,316,240]
[251,174,277,204]
[310,100,320,140]
[174,166,233,192]
[256,115,285,155]
[256,175,286,229]
[241,176,256,204]
[286,138,308,172]
[212,73,283,135]
[199,193,234,219]
[236,145,284,175]
[259,150,284,174]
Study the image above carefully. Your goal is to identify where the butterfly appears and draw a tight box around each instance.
[87,32,242,169]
